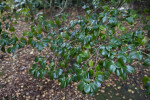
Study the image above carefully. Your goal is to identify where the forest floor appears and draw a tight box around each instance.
[0,7,150,100]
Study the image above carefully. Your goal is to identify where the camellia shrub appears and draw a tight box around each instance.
[0,0,150,95]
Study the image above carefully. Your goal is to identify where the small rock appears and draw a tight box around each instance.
[100,90,105,93]
[128,89,132,92]
[26,92,29,96]
[123,96,125,99]
[117,86,121,89]
[20,66,26,71]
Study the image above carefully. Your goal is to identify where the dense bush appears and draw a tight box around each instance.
[0,0,150,95]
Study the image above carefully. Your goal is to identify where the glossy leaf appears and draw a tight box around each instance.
[9,26,15,32]
[142,77,150,84]
[97,75,104,82]
[126,17,134,25]
[126,65,135,73]
[84,84,91,93]
[89,60,93,67]
[144,58,150,67]
[78,81,86,91]
[94,80,101,88]
[90,83,97,93]
[99,25,106,31]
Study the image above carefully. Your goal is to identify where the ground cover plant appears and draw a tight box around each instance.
[0,0,150,97]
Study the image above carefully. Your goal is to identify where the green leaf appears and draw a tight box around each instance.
[146,16,150,20]
[39,61,46,69]
[134,31,143,37]
[78,81,86,91]
[56,69,63,77]
[9,26,15,32]
[146,40,150,49]
[5,23,9,30]
[120,73,127,81]
[118,57,126,65]
[137,54,143,61]
[97,75,104,82]
[144,8,149,14]
[84,35,91,45]
[60,80,66,88]
[101,49,108,56]
[143,58,150,67]
[50,62,55,67]
[39,69,46,78]
[31,40,36,47]
[128,44,135,50]
[35,57,39,62]
[106,45,112,51]
[36,42,43,51]
[99,45,105,50]
[29,69,35,75]
[102,14,108,23]
[145,82,150,94]
[84,51,90,58]
[86,10,91,14]
[147,30,150,38]
[83,72,89,79]
[129,51,138,59]
[141,38,147,45]
[36,26,42,34]
[89,60,93,67]
[109,64,116,73]
[32,64,38,69]
[28,32,34,38]
[142,77,150,84]
[1,46,6,53]
[143,25,150,30]
[119,25,125,31]
[34,70,40,78]
[56,18,61,26]
[106,61,116,73]
[60,61,66,68]
[36,34,43,40]
[109,17,117,26]
[84,84,91,93]
[90,83,97,93]
[77,56,82,64]
[7,47,12,53]
[94,80,101,88]
[42,38,50,43]
[102,6,109,11]
[126,65,135,73]
[20,37,27,45]
[28,38,33,44]
[115,69,120,76]
[49,72,54,80]
[95,65,100,71]
[83,78,90,83]
[126,17,134,25]
[89,69,94,76]
[23,31,29,36]
[100,25,106,31]
[129,51,143,61]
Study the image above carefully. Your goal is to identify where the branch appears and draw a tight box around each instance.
[42,0,50,5]
[25,0,37,24]
[116,1,125,9]
[25,0,49,33]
